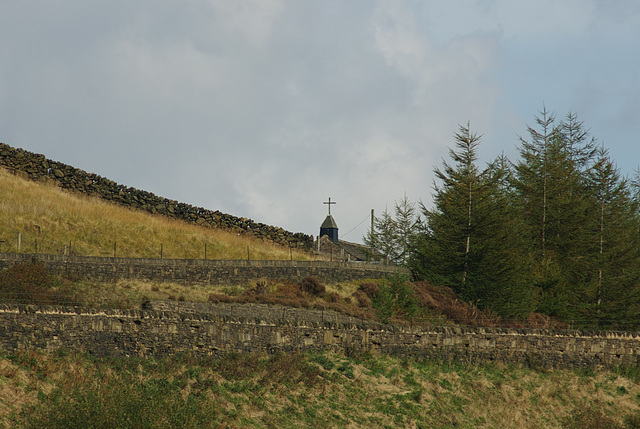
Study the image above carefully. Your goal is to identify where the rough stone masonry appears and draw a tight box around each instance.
[0,302,639,369]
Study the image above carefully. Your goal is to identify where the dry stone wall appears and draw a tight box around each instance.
[0,253,409,286]
[0,143,312,249]
[1,303,639,369]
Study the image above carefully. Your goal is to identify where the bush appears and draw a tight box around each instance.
[371,275,418,323]
[358,282,380,299]
[0,259,78,306]
[351,290,372,308]
[300,276,325,296]
[245,280,269,296]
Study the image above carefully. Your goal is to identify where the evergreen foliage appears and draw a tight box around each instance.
[370,275,419,323]
[410,124,535,318]
[405,109,640,327]
[582,145,640,328]
[363,195,419,265]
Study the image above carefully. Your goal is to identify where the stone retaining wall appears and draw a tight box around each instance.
[0,143,313,249]
[0,253,409,286]
[1,303,639,369]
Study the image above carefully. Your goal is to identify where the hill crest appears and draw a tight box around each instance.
[0,142,313,249]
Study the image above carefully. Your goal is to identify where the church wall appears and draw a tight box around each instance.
[0,253,409,286]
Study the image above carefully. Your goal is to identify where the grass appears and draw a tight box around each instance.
[4,161,638,427]
[0,167,317,261]
[3,349,640,428]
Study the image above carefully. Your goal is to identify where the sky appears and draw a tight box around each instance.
[1,1,639,243]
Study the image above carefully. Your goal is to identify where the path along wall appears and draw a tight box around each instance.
[1,303,639,369]
[0,143,313,249]
[0,253,409,286]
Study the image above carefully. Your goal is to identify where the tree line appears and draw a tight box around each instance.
[365,108,640,329]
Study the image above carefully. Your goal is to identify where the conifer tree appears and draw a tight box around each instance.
[394,193,418,265]
[363,207,399,263]
[411,124,534,317]
[363,195,419,265]
[512,109,595,319]
[583,146,640,328]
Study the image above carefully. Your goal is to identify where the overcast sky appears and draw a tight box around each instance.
[2,1,639,243]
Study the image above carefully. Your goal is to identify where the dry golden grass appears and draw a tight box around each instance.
[0,168,316,261]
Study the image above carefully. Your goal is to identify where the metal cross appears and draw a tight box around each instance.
[323,197,336,215]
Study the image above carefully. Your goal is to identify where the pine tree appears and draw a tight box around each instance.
[363,207,399,263]
[512,109,596,319]
[394,193,418,265]
[411,124,534,317]
[411,124,483,294]
[583,145,640,328]
[364,195,419,265]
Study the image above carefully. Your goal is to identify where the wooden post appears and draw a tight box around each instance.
[17,232,21,252]
[370,209,374,262]
[160,243,163,260]
[113,241,117,258]
[247,246,250,261]
[204,243,207,260]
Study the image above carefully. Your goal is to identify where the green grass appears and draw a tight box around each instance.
[3,164,640,427]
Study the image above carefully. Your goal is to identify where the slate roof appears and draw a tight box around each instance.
[320,214,338,229]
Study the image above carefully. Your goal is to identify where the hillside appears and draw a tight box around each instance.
[0,166,316,261]
[2,150,640,428]
[0,163,560,327]
[3,349,640,428]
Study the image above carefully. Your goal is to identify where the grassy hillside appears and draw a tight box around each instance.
[3,165,640,428]
[3,349,640,428]
[0,168,316,261]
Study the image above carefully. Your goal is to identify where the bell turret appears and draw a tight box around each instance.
[319,197,339,243]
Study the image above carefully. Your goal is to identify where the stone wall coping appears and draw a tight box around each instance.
[1,303,638,340]
[0,252,406,272]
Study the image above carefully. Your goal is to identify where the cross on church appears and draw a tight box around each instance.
[323,197,336,215]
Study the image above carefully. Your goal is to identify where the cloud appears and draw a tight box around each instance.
[1,0,638,243]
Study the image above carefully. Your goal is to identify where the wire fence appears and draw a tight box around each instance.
[1,231,639,331]
[0,229,277,261]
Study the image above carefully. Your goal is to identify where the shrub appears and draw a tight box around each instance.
[358,282,380,299]
[245,280,269,296]
[351,290,372,308]
[371,275,418,323]
[0,259,78,306]
[300,276,325,296]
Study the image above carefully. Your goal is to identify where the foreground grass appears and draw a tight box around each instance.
[0,168,316,261]
[2,349,640,429]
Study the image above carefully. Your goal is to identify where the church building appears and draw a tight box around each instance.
[315,198,382,263]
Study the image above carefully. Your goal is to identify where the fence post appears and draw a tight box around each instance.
[17,232,21,252]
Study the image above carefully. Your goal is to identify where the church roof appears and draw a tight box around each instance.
[320,214,338,229]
